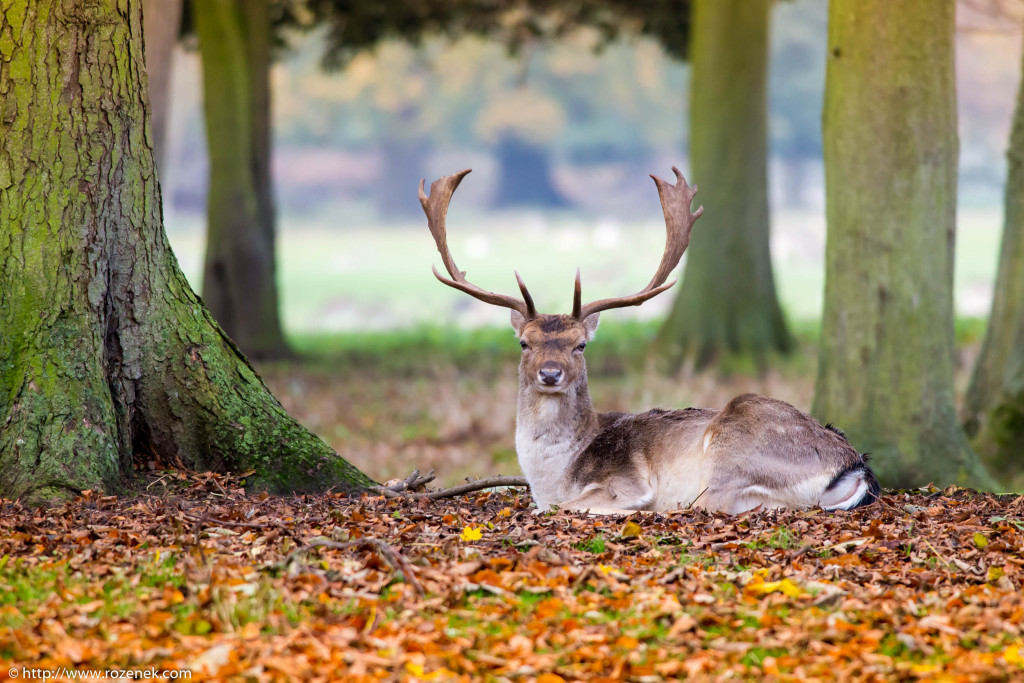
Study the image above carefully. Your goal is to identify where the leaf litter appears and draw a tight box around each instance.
[1,472,1023,682]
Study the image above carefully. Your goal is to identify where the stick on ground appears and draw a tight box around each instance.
[372,474,528,501]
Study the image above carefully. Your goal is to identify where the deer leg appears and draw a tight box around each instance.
[554,482,656,516]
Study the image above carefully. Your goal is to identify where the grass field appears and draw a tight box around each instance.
[165,206,1006,489]
[248,318,989,490]
[165,207,1004,333]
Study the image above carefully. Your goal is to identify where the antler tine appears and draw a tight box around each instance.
[421,170,537,319]
[576,167,703,321]
[514,271,537,319]
[572,268,582,319]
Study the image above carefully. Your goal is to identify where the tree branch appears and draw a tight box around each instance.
[424,475,528,500]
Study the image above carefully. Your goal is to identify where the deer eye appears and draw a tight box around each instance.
[576,342,586,352]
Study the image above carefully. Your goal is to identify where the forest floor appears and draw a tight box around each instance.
[3,322,1020,681]
[1,474,1022,681]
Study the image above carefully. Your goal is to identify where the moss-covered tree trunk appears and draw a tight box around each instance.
[0,0,374,503]
[142,0,182,170]
[812,0,994,490]
[653,0,790,369]
[964,25,1024,486]
[194,0,288,360]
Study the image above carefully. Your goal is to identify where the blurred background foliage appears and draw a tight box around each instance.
[160,0,1018,333]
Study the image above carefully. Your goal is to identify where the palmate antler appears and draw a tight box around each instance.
[420,169,537,320]
[420,167,702,322]
[573,167,703,321]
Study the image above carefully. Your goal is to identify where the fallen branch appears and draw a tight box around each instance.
[286,538,425,596]
[372,475,528,501]
[423,475,528,500]
[384,469,436,493]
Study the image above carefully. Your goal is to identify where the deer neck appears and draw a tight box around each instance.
[514,367,598,509]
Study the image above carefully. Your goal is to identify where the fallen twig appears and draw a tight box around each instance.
[383,469,437,493]
[372,475,528,501]
[423,475,528,500]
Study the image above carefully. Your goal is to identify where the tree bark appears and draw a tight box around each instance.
[142,0,183,171]
[653,0,790,370]
[965,24,1024,485]
[0,0,374,503]
[812,0,994,490]
[195,0,289,360]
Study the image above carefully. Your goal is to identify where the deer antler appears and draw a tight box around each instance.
[573,167,703,321]
[420,169,537,320]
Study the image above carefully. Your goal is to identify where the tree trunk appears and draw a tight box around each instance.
[965,25,1024,485]
[653,0,790,370]
[0,0,374,503]
[492,136,569,209]
[812,0,994,490]
[195,0,289,360]
[964,24,1024,427]
[142,0,183,171]
[378,137,429,218]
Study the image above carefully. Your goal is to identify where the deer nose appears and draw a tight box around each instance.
[538,366,563,385]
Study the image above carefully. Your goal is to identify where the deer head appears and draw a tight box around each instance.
[420,167,703,394]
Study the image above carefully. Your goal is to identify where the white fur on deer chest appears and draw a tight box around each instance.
[515,404,582,510]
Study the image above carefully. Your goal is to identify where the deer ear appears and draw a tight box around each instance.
[510,310,526,336]
[583,313,600,340]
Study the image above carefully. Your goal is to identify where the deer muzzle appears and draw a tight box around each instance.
[537,364,564,388]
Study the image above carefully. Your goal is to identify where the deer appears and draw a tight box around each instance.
[419,168,880,515]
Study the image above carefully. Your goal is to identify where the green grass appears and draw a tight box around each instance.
[165,207,1004,335]
[573,535,608,554]
[0,554,186,628]
[743,526,799,551]
[282,317,828,379]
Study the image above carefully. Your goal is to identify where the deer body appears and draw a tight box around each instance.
[420,168,879,514]
[511,315,877,514]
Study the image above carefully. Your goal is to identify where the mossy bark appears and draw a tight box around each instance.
[813,0,995,490]
[653,0,790,370]
[963,21,1024,486]
[194,0,288,360]
[0,0,374,503]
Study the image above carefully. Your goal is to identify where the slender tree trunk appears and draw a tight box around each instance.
[653,0,790,370]
[973,340,1024,488]
[965,26,1024,485]
[0,0,373,503]
[379,137,429,217]
[492,136,568,209]
[195,0,289,360]
[812,0,994,490]
[142,0,183,171]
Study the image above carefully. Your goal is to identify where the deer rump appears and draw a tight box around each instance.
[420,167,880,515]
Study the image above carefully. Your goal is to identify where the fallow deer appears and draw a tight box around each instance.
[420,168,880,515]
